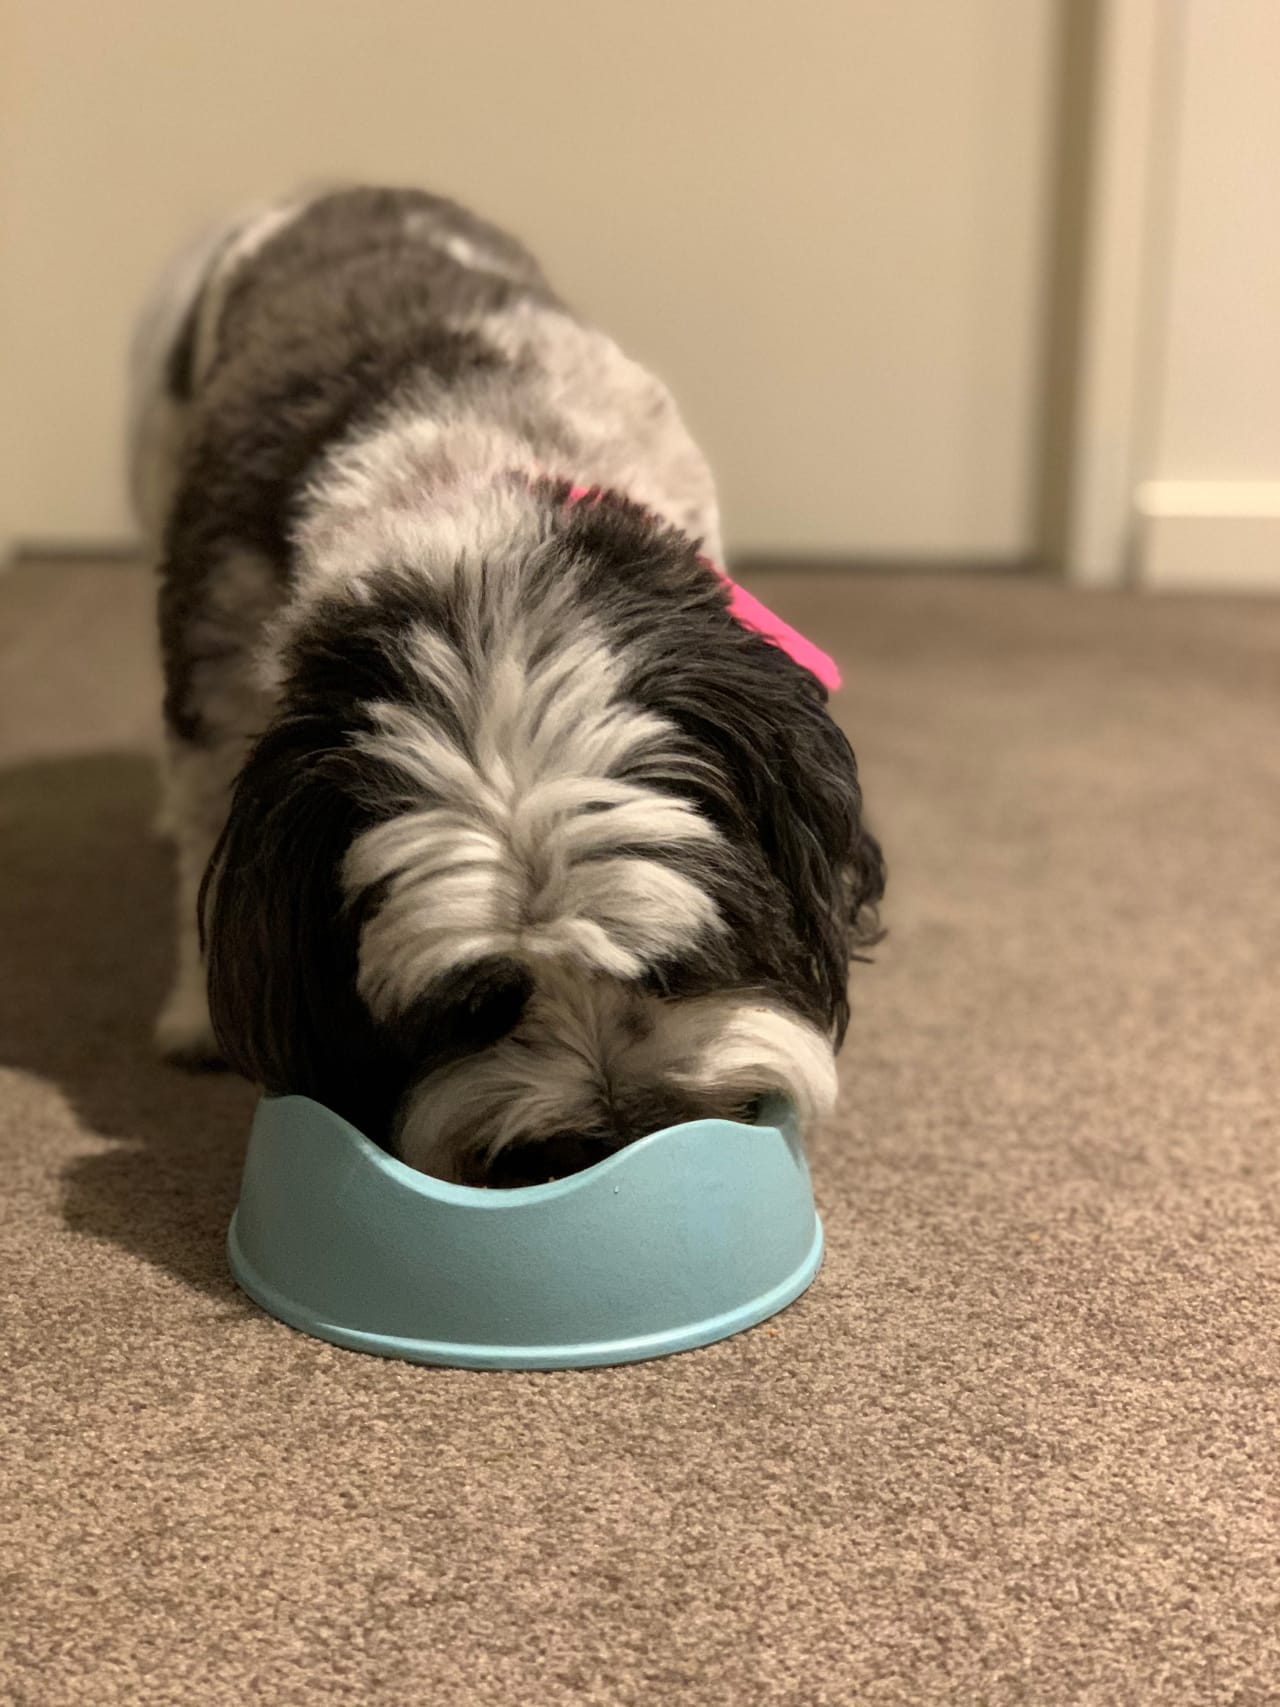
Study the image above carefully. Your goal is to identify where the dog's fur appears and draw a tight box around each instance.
[129,185,884,1184]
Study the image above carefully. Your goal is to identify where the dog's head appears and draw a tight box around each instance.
[204,494,883,1182]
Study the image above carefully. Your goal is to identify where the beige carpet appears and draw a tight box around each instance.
[3,560,1278,1706]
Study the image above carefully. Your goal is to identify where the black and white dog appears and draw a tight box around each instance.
[129,185,884,1185]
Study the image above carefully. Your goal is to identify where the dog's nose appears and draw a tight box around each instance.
[479,1091,708,1188]
[611,1087,705,1142]
[482,1132,619,1188]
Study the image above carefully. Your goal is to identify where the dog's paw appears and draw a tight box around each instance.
[154,982,226,1072]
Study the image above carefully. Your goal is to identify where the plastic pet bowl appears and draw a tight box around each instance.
[227,1095,824,1370]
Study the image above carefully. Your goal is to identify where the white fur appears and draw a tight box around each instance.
[288,416,544,629]
[667,1000,839,1131]
[344,609,724,1017]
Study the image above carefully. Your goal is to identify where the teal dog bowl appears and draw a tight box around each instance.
[227,1095,823,1370]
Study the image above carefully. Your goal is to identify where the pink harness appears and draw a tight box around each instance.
[566,485,841,692]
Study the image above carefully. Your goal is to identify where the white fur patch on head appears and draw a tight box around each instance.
[394,974,838,1180]
[343,611,724,1019]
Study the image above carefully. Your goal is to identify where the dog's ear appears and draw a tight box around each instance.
[562,506,885,1039]
[200,717,406,1138]
[624,599,885,1042]
[843,815,887,952]
[739,654,885,1041]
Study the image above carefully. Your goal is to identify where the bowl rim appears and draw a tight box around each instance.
[255,1091,799,1209]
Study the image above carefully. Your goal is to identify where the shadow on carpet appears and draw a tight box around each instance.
[0,751,255,1301]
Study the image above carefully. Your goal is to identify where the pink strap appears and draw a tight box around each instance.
[565,485,841,691]
[713,574,841,691]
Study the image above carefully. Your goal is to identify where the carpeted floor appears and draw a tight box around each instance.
[2,560,1278,1706]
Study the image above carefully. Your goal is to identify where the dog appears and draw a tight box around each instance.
[128,185,884,1185]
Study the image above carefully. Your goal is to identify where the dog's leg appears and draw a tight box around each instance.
[154,546,282,1069]
[154,735,241,1067]
[130,212,297,1069]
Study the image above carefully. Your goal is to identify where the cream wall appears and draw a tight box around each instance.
[1135,0,1280,590]
[1152,0,1280,483]
[1,0,1056,559]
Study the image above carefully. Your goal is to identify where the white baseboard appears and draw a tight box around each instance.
[1135,482,1280,591]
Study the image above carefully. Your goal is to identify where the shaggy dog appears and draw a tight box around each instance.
[128,185,884,1185]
